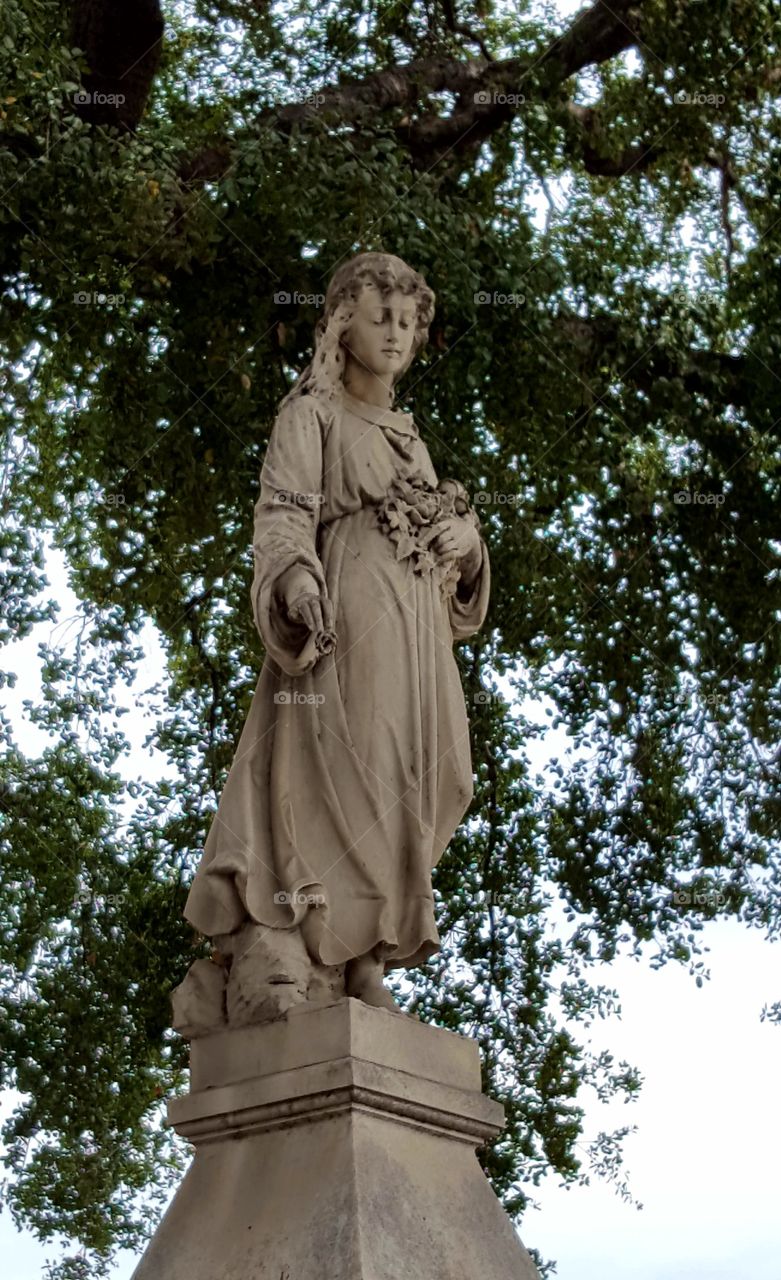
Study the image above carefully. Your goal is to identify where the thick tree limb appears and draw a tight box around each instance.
[546,0,646,79]
[70,0,164,131]
[180,0,648,180]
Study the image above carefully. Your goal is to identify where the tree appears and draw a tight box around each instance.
[1,0,779,1275]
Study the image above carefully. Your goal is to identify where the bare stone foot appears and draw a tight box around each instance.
[345,949,403,1014]
[356,979,403,1013]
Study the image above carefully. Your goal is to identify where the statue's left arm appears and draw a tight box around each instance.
[448,536,490,640]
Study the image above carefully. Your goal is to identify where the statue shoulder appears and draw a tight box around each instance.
[274,389,338,440]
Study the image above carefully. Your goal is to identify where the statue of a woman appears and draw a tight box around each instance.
[181,252,490,1023]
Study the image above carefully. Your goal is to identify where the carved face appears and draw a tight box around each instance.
[342,284,418,380]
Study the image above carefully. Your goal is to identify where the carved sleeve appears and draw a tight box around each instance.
[251,394,330,676]
[448,537,491,640]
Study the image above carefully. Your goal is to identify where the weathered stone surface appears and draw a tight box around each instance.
[169,958,226,1039]
[132,999,540,1280]
[214,922,347,1028]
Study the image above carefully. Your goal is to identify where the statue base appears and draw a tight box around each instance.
[131,997,540,1279]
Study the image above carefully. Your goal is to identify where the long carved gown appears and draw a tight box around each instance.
[184,387,490,970]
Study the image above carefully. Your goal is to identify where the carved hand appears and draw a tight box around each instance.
[432,517,482,582]
[278,565,335,638]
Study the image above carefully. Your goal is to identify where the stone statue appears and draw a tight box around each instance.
[174,251,490,1034]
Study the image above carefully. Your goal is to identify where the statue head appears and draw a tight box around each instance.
[282,252,435,405]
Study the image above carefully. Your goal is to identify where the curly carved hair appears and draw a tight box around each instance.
[281,252,435,407]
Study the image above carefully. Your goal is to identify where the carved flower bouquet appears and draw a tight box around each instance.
[376,471,480,595]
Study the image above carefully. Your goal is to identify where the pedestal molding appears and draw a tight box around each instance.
[170,1050,505,1146]
[173,1081,504,1146]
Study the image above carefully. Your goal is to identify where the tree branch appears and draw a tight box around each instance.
[180,0,649,181]
[70,0,164,131]
[556,313,753,409]
[566,102,743,183]
[402,0,647,162]
[566,101,659,177]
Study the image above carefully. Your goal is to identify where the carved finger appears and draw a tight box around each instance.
[296,599,319,634]
[309,601,326,635]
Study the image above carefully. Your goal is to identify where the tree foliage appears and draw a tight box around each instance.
[1,0,780,1275]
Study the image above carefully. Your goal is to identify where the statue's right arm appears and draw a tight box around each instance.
[250,395,329,675]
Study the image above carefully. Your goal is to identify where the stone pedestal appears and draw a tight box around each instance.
[132,998,540,1279]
